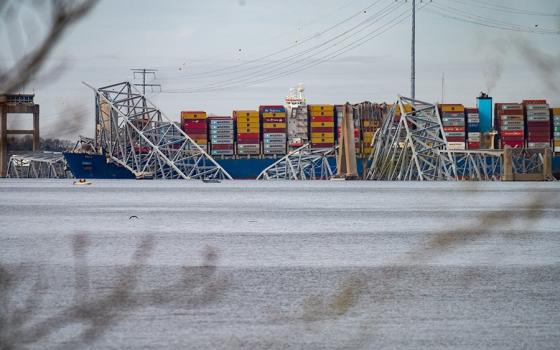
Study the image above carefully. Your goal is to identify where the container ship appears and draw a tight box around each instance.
[64,87,560,179]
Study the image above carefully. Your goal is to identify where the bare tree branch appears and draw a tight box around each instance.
[0,0,99,94]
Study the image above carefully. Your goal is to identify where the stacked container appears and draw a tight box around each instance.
[523,100,551,148]
[553,108,560,153]
[465,108,480,149]
[439,104,466,150]
[208,116,234,156]
[308,104,335,149]
[234,110,261,156]
[335,105,360,154]
[260,105,287,156]
[181,111,208,151]
[495,103,524,148]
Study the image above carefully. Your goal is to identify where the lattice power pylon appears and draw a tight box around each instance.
[257,143,337,180]
[6,152,72,179]
[365,96,457,181]
[84,82,231,180]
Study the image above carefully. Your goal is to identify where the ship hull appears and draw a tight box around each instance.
[64,152,559,180]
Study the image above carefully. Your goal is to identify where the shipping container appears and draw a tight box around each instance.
[440,104,466,149]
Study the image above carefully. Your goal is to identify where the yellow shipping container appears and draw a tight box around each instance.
[263,123,286,128]
[236,122,260,128]
[262,112,286,118]
[394,104,413,116]
[234,110,259,117]
[181,111,207,120]
[308,104,334,113]
[310,121,335,128]
[310,131,334,137]
[552,108,560,115]
[440,104,464,113]
[311,134,334,141]
[363,147,374,154]
[237,128,260,133]
[237,118,261,125]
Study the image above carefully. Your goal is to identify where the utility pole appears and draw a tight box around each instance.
[131,68,161,95]
[441,72,445,103]
[411,0,416,99]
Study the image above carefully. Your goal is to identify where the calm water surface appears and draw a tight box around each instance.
[0,180,559,349]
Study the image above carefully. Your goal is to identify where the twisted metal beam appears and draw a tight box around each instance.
[6,152,72,179]
[365,96,457,181]
[257,143,337,180]
[84,82,231,180]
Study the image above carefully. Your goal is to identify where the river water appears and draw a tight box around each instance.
[0,180,559,349]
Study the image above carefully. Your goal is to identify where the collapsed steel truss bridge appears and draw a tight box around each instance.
[85,81,231,180]
[6,152,72,179]
[257,144,337,180]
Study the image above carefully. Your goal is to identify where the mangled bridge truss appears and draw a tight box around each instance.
[85,81,231,180]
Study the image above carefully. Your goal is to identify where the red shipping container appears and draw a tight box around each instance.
[182,124,207,131]
[263,117,286,123]
[310,127,335,133]
[501,131,524,137]
[310,142,335,148]
[263,128,286,133]
[182,119,207,125]
[465,108,478,113]
[310,116,335,122]
[210,144,234,150]
[522,100,547,104]
[443,126,465,132]
[467,142,480,149]
[446,136,465,142]
[238,137,260,143]
[501,141,524,148]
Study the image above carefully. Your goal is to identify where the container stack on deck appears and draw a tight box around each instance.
[308,104,335,149]
[524,100,551,148]
[495,103,524,149]
[553,108,560,153]
[465,108,480,149]
[181,111,208,151]
[234,110,261,156]
[440,104,466,150]
[335,105,360,154]
[209,116,234,156]
[261,105,287,156]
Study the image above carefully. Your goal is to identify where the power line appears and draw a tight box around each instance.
[445,0,560,17]
[163,3,422,94]
[163,4,408,93]
[164,1,402,91]
[164,0,390,79]
[131,68,161,95]
[426,2,560,35]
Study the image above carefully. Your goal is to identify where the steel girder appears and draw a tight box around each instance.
[6,152,72,179]
[365,96,457,181]
[84,82,231,180]
[448,150,503,181]
[257,143,337,180]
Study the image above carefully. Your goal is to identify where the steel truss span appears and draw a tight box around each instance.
[257,143,337,180]
[364,96,553,181]
[7,152,72,179]
[366,96,457,181]
[84,82,231,180]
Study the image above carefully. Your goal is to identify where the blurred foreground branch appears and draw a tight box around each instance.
[0,235,225,349]
[0,0,99,94]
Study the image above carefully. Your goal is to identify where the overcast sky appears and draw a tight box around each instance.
[2,0,560,138]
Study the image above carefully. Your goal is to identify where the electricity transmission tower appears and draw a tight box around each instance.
[131,68,161,95]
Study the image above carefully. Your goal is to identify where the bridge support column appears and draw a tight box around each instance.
[502,146,513,181]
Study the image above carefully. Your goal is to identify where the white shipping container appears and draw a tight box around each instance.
[448,142,466,150]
